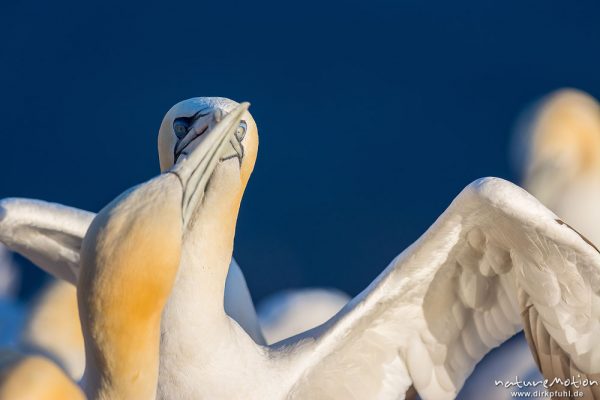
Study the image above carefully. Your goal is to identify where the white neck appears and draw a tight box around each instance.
[157,166,267,398]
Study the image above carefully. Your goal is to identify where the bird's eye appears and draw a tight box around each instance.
[235,121,247,141]
[173,118,190,139]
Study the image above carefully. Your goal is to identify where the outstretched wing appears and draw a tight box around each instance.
[286,178,600,400]
[0,198,94,284]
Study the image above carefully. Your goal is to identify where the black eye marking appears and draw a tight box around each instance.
[173,118,192,139]
[235,120,247,141]
[173,109,213,140]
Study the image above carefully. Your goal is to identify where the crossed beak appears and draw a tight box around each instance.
[174,109,245,165]
[169,103,249,227]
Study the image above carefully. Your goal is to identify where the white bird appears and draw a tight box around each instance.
[0,201,265,398]
[0,251,83,400]
[503,88,600,399]
[462,89,600,400]
[7,101,251,399]
[0,100,349,393]
[67,100,600,398]
[19,280,85,380]
[0,101,263,395]
[5,98,600,399]
[0,109,250,400]
[153,100,600,399]
[0,350,84,400]
[0,98,349,393]
[516,88,600,245]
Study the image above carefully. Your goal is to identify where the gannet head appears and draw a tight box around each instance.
[525,89,600,181]
[517,89,600,245]
[158,97,258,185]
[79,104,250,398]
[158,98,258,229]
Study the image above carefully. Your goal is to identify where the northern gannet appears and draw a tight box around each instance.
[0,252,82,400]
[0,351,84,400]
[512,88,600,398]
[0,107,248,399]
[20,280,84,379]
[76,106,244,398]
[104,99,600,398]
[0,251,82,400]
[0,98,348,393]
[449,90,600,399]
[0,99,264,390]
[517,88,600,246]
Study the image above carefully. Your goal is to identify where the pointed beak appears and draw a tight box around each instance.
[169,102,249,227]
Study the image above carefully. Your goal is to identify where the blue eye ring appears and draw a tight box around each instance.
[173,118,191,139]
[235,121,247,141]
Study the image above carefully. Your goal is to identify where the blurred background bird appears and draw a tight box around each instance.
[463,88,600,399]
[0,248,83,399]
[516,89,600,244]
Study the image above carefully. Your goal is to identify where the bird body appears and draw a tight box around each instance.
[150,99,600,399]
[75,102,251,399]
[151,171,600,400]
[519,88,600,245]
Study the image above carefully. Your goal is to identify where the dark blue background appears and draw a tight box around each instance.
[1,0,599,301]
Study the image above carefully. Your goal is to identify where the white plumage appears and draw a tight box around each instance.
[516,88,600,245]
[504,88,600,399]
[283,177,600,399]
[0,99,352,399]
[2,98,600,399]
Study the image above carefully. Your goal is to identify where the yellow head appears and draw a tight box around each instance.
[528,89,600,178]
[77,103,251,399]
[158,97,258,190]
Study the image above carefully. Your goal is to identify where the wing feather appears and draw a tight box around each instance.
[286,178,600,399]
[0,198,94,284]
